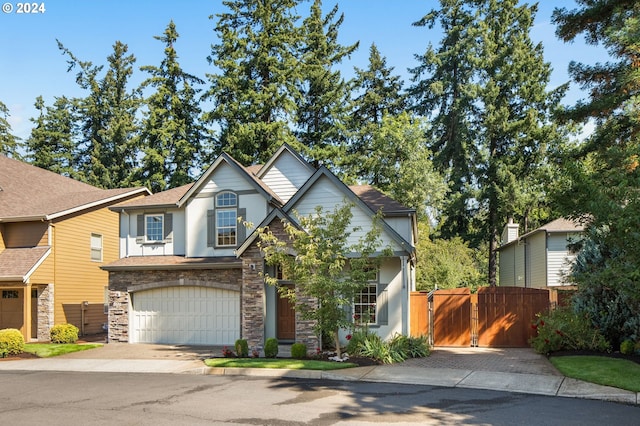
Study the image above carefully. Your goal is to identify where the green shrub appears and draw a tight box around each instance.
[620,339,636,355]
[50,324,79,344]
[234,339,249,357]
[0,328,25,355]
[290,342,307,359]
[403,334,431,358]
[345,330,369,356]
[264,337,279,358]
[529,307,610,355]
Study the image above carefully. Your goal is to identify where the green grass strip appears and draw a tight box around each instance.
[23,343,102,358]
[550,355,640,392]
[204,358,357,370]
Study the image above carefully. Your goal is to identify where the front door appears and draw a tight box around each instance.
[0,289,24,332]
[276,284,295,340]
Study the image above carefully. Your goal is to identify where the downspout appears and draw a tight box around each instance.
[401,256,408,336]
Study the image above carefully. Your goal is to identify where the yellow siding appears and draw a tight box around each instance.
[29,250,54,283]
[3,222,48,247]
[51,206,119,333]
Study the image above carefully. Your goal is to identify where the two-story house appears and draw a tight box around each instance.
[103,144,417,350]
[0,155,149,341]
[498,217,584,288]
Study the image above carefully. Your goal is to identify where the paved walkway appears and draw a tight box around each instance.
[0,342,637,405]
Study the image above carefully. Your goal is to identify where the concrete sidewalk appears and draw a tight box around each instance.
[0,343,637,405]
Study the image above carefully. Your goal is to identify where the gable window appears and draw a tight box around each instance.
[216,192,237,247]
[145,214,164,242]
[207,192,246,248]
[90,233,103,262]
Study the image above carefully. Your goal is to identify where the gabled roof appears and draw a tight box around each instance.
[177,152,283,208]
[498,217,585,251]
[0,155,149,221]
[349,185,415,216]
[110,183,192,211]
[255,142,315,179]
[282,166,416,257]
[0,246,51,282]
[235,207,301,257]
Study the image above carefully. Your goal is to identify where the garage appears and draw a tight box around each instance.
[129,286,240,345]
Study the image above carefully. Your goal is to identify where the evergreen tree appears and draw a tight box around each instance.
[58,40,141,189]
[552,1,640,345]
[26,95,77,177]
[477,0,564,285]
[0,100,21,158]
[408,0,480,242]
[137,21,207,192]
[295,0,358,168]
[345,43,407,181]
[204,0,302,165]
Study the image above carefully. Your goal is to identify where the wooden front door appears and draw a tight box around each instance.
[0,289,24,332]
[276,285,295,340]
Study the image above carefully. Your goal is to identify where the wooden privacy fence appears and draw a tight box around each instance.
[410,286,551,347]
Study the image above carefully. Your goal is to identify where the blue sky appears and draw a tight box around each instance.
[1,0,609,141]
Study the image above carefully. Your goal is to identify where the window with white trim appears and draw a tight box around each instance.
[145,214,164,242]
[216,192,237,247]
[90,233,103,262]
[354,270,378,325]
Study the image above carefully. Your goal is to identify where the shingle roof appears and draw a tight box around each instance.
[0,155,149,220]
[349,185,414,215]
[537,217,585,233]
[111,183,192,210]
[101,255,241,271]
[0,247,50,281]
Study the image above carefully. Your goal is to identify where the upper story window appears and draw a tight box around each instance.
[90,233,103,262]
[216,192,237,247]
[145,214,164,242]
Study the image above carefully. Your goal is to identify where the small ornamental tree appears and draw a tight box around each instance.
[258,203,389,358]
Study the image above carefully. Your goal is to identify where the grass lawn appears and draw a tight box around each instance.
[205,358,357,370]
[23,343,102,358]
[550,355,640,392]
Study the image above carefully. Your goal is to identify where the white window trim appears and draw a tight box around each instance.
[90,233,103,262]
[145,214,164,243]
[215,192,238,247]
[354,270,379,326]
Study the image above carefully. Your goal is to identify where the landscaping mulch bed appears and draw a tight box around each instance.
[0,352,39,361]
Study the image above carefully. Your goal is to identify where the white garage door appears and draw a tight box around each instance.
[130,286,240,345]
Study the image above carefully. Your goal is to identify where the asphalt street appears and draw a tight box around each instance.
[1,371,639,425]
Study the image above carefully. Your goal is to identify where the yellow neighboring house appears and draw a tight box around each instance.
[0,155,149,341]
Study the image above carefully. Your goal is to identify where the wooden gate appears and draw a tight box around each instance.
[410,286,550,347]
[432,288,471,346]
[476,287,549,347]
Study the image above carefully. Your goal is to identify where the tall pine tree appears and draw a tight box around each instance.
[295,0,357,168]
[477,0,563,285]
[0,100,21,158]
[26,95,77,177]
[204,0,302,165]
[345,43,407,182]
[59,40,141,188]
[409,0,480,242]
[136,21,207,192]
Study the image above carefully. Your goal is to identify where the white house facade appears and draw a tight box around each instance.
[103,144,417,349]
[498,218,584,288]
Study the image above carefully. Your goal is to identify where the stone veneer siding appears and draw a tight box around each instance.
[241,220,319,353]
[107,268,241,343]
[37,284,54,341]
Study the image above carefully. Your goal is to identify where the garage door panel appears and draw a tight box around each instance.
[130,286,240,345]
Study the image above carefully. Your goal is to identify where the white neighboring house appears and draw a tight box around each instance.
[498,218,584,288]
[102,144,417,349]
